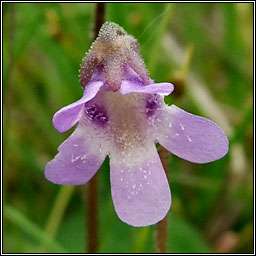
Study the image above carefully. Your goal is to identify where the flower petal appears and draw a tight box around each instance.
[52,81,104,133]
[45,127,106,185]
[110,145,171,227]
[155,105,229,163]
[119,79,174,96]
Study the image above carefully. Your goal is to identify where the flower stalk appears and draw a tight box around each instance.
[86,3,106,253]
[87,173,99,253]
[156,145,170,253]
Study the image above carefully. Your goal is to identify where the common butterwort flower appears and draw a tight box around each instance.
[45,22,229,227]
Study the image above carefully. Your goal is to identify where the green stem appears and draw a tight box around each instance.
[39,186,74,252]
[45,186,75,237]
[148,3,174,75]
[4,204,66,253]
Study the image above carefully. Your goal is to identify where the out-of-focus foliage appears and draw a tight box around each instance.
[3,3,253,253]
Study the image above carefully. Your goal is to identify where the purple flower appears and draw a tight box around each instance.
[44,22,229,227]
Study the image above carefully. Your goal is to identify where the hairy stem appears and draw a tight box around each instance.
[86,3,106,253]
[156,145,170,253]
[94,3,106,38]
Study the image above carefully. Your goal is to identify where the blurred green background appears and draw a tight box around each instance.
[3,2,253,253]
